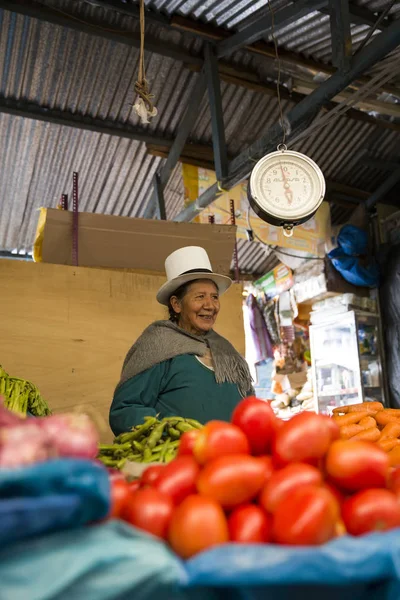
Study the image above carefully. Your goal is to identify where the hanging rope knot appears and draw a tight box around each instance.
[133,78,158,123]
[132,0,158,125]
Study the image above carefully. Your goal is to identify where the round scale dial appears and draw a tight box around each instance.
[249,148,326,224]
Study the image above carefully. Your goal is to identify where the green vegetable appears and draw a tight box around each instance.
[97,415,203,470]
[0,365,52,417]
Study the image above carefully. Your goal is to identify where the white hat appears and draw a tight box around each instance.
[156,246,232,306]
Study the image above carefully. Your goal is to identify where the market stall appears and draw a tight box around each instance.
[4,396,400,600]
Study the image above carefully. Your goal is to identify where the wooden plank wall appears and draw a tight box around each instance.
[1,260,245,442]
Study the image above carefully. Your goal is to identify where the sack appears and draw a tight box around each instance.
[0,458,110,545]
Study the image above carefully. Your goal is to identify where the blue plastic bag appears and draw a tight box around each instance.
[0,459,110,545]
[328,225,379,288]
[337,225,368,256]
[181,532,400,600]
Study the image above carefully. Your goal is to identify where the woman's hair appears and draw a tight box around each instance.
[167,281,194,323]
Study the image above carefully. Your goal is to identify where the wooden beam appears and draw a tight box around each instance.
[329,0,352,72]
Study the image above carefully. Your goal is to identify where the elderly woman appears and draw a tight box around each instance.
[109,246,253,436]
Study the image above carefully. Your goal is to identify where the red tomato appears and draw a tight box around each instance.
[325,440,390,492]
[389,467,400,495]
[231,397,276,455]
[273,412,334,466]
[141,465,165,487]
[194,421,250,465]
[168,494,229,558]
[324,481,346,506]
[259,455,274,484]
[259,463,323,514]
[272,485,339,546]
[109,479,131,519]
[197,454,266,509]
[342,488,400,536]
[155,456,200,505]
[122,487,174,539]
[228,504,272,543]
[178,430,200,457]
[320,415,340,441]
[127,480,141,493]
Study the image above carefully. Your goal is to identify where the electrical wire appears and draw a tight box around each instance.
[267,0,286,146]
[354,0,396,56]
[246,207,325,261]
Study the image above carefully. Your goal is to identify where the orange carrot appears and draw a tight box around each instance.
[388,446,400,467]
[377,438,400,452]
[382,409,400,416]
[350,427,381,442]
[359,416,377,429]
[340,424,364,439]
[379,421,400,440]
[375,411,400,427]
[333,402,383,415]
[333,412,369,426]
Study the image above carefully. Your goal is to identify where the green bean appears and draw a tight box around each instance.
[176,421,194,434]
[185,419,203,429]
[146,422,166,449]
[161,439,170,462]
[133,440,144,452]
[165,447,177,462]
[116,417,158,443]
[126,453,143,462]
[117,457,128,470]
[161,416,185,423]
[168,426,181,440]
[143,447,153,462]
[98,456,119,467]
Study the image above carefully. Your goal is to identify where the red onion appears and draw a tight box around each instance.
[0,396,24,427]
[0,422,50,467]
[38,413,99,459]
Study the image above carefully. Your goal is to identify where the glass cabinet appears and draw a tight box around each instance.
[310,311,386,415]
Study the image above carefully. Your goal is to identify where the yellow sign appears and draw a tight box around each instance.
[182,165,330,255]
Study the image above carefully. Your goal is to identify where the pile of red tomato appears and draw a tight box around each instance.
[109,397,400,559]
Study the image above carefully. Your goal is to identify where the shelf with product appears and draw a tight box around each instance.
[310,306,386,415]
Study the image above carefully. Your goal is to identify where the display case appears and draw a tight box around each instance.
[310,311,386,414]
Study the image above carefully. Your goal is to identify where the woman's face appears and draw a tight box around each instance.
[171,280,220,336]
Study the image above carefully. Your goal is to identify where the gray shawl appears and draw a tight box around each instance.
[118,320,253,398]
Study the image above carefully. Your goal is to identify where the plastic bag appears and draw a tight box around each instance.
[337,224,368,256]
[181,532,400,600]
[0,458,110,545]
[328,225,379,288]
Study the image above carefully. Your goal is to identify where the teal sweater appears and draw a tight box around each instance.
[109,354,246,436]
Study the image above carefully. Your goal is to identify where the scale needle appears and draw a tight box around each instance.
[280,164,293,205]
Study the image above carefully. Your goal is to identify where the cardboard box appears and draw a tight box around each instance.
[38,209,236,275]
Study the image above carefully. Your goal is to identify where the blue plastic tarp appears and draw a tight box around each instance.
[0,459,110,545]
[0,521,186,600]
[4,520,400,600]
[182,532,400,600]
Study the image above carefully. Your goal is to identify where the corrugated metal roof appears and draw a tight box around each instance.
[0,1,399,275]
[138,0,400,64]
